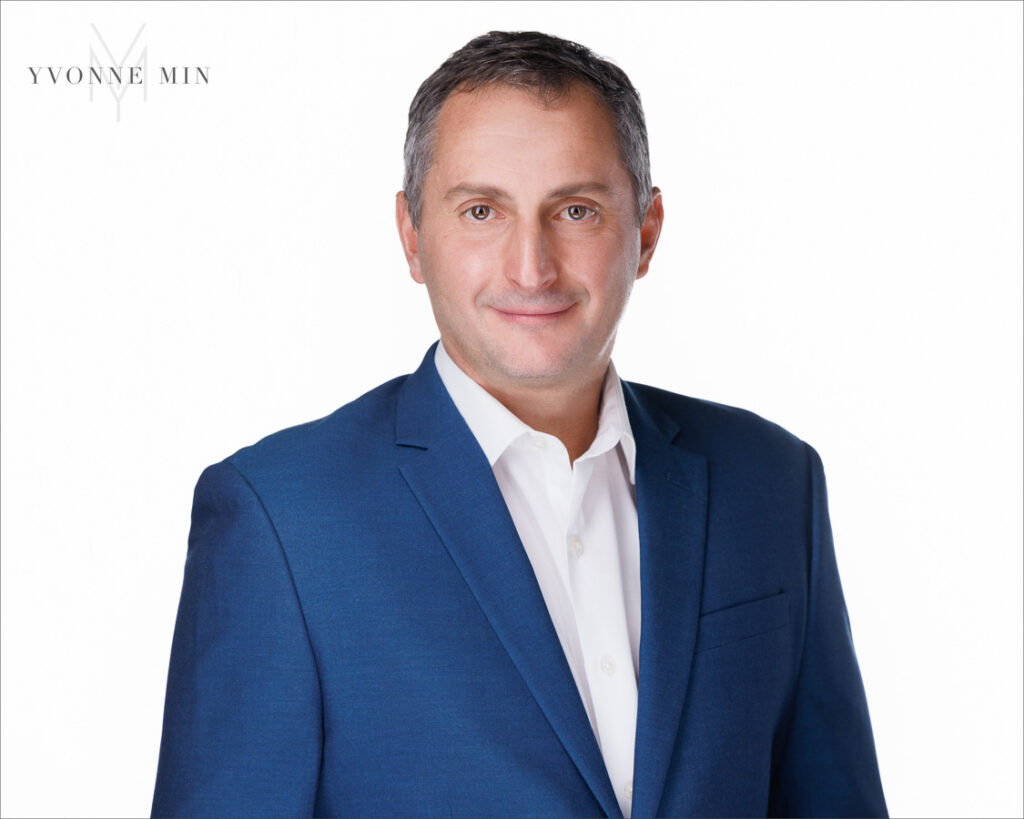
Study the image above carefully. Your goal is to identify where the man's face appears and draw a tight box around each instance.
[397,83,662,397]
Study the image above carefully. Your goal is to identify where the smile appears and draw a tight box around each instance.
[490,304,576,324]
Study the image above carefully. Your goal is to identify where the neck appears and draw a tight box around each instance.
[480,369,607,465]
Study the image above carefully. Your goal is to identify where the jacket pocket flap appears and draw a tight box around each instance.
[695,591,789,653]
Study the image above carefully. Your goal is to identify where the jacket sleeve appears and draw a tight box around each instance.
[768,445,888,818]
[152,461,323,818]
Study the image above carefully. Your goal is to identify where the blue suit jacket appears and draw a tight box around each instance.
[153,345,886,818]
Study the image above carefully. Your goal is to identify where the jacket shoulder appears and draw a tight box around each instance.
[219,374,408,481]
[625,381,814,465]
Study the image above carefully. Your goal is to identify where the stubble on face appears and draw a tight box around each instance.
[408,83,645,400]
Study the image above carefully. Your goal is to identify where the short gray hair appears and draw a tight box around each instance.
[402,30,652,228]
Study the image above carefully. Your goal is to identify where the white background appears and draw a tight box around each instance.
[1,2,1021,816]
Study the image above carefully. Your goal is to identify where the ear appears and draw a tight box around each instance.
[395,191,425,283]
[636,187,664,280]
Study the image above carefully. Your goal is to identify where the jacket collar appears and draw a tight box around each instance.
[403,342,636,480]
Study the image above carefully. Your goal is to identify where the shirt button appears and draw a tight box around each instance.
[531,436,547,450]
[625,781,633,800]
[600,655,616,676]
[570,535,584,556]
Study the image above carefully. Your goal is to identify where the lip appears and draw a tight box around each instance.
[491,304,576,324]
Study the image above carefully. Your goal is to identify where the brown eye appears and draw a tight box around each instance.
[469,205,491,221]
[565,204,590,220]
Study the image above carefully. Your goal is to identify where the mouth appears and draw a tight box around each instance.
[490,303,577,324]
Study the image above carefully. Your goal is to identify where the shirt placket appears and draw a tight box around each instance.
[566,452,638,819]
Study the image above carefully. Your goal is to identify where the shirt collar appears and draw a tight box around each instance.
[433,340,637,484]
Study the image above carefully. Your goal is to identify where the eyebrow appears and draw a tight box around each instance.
[442,182,614,202]
[546,182,613,199]
[443,184,510,202]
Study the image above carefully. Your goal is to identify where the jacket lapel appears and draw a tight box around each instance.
[623,383,709,819]
[394,346,622,818]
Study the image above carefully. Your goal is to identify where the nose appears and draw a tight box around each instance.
[504,219,557,291]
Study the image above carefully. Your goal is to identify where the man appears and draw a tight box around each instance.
[152,31,886,818]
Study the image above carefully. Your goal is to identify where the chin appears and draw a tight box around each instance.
[488,350,584,384]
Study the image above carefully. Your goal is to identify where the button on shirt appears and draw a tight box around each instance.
[434,342,641,818]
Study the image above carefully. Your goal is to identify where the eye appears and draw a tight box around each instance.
[466,204,493,221]
[562,204,594,221]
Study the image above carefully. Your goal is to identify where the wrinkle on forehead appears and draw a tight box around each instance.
[428,84,623,180]
[440,81,610,129]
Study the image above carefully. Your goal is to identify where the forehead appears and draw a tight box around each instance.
[426,83,629,193]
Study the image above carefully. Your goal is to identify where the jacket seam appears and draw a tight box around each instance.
[222,458,327,793]
[766,441,817,810]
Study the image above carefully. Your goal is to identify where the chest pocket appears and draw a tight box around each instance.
[695,591,789,653]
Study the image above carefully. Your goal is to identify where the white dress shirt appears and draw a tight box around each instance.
[434,342,641,818]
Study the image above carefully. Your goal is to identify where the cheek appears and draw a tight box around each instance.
[420,234,491,304]
[570,238,638,301]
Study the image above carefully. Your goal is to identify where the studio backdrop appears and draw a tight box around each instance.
[1,2,1022,817]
